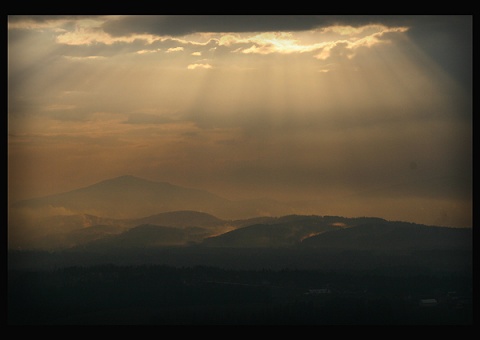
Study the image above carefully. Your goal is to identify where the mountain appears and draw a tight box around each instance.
[300,221,472,251]
[202,215,345,247]
[202,222,333,248]
[202,215,394,248]
[79,224,209,249]
[12,175,291,220]
[201,215,472,251]
[12,175,227,219]
[9,214,472,273]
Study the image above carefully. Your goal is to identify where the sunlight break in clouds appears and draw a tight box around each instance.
[187,63,213,70]
[8,15,472,228]
[217,25,409,58]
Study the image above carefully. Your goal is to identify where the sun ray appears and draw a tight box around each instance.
[8,16,471,228]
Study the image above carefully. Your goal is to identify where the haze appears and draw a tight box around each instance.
[8,15,472,228]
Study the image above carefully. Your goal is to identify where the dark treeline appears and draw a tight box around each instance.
[7,246,473,273]
[8,263,472,325]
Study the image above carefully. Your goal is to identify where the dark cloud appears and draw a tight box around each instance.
[102,15,400,37]
[405,15,472,91]
[8,15,102,23]
[60,39,152,58]
[102,15,467,38]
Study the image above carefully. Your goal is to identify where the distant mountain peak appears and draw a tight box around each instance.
[97,174,157,185]
[12,174,296,221]
[111,174,138,181]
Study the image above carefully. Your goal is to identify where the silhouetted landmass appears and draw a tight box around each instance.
[8,215,472,325]
[50,216,469,253]
[8,244,472,274]
[202,215,395,248]
[7,175,473,325]
[8,213,472,274]
[8,264,472,325]
[301,221,472,251]
[79,224,210,248]
[202,221,337,247]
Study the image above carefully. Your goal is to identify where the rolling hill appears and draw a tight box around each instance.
[11,210,235,250]
[8,175,473,255]
[8,212,472,273]
[202,215,340,247]
[201,215,392,248]
[79,224,209,249]
[300,221,472,251]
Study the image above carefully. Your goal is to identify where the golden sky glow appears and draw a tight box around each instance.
[8,15,472,228]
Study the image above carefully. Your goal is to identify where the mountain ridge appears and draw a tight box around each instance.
[11,175,294,220]
[9,175,472,252]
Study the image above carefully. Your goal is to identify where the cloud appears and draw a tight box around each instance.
[237,32,325,55]
[187,63,212,70]
[101,15,331,37]
[11,15,454,67]
[100,15,427,38]
[209,26,408,59]
[136,48,161,54]
[97,15,469,87]
[404,15,472,90]
[62,55,107,61]
[166,46,184,53]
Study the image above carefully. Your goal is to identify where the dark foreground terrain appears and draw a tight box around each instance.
[8,248,473,325]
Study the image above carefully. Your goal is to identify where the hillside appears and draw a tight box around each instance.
[300,221,472,251]
[80,224,209,249]
[202,215,340,247]
[201,215,391,248]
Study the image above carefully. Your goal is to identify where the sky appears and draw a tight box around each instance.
[7,15,472,228]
